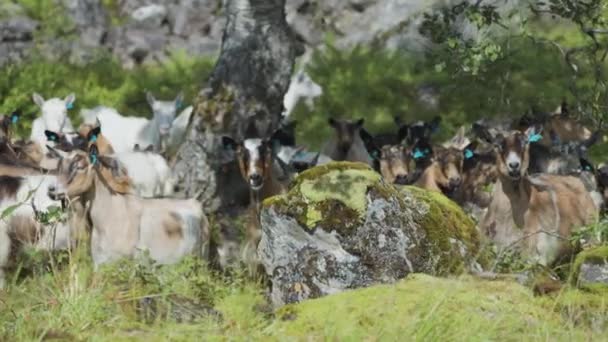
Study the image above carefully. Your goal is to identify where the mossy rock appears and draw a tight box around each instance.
[264,161,393,232]
[259,162,488,306]
[570,246,608,292]
[399,185,491,272]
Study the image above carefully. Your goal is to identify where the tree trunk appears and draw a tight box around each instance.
[171,0,302,213]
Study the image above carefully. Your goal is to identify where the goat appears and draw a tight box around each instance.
[322,118,373,166]
[70,124,174,198]
[47,145,209,267]
[396,116,441,146]
[0,111,20,142]
[222,134,291,272]
[273,120,332,172]
[442,126,470,150]
[30,93,76,155]
[80,92,191,154]
[282,70,323,118]
[378,145,413,185]
[359,129,412,185]
[413,145,464,197]
[481,128,598,266]
[0,174,85,288]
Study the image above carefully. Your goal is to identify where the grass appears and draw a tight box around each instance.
[2,247,607,340]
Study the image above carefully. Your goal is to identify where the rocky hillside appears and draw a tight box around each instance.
[0,0,521,67]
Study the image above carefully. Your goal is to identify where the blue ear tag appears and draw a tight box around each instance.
[11,114,18,124]
[176,100,182,110]
[464,149,474,159]
[48,135,56,141]
[66,102,74,110]
[528,133,542,143]
[584,165,592,171]
[370,151,379,159]
[412,148,425,160]
[89,154,98,165]
[89,134,98,143]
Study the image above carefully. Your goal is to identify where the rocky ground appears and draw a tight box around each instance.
[0,0,523,67]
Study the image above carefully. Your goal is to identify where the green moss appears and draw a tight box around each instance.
[270,274,607,340]
[569,246,608,291]
[401,186,491,273]
[265,162,386,230]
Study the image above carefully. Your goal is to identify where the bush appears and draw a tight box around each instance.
[0,51,215,137]
[291,36,587,150]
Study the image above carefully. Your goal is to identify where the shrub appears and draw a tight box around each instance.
[0,51,215,137]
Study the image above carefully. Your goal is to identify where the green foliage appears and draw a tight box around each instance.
[0,51,214,137]
[291,2,608,152]
[572,218,608,247]
[17,0,76,39]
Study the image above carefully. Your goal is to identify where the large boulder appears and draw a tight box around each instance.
[571,246,608,291]
[259,162,487,307]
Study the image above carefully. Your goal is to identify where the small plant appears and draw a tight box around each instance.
[571,219,608,248]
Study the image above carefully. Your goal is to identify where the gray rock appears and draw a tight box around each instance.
[131,4,168,28]
[258,162,485,307]
[574,247,608,290]
[0,17,38,42]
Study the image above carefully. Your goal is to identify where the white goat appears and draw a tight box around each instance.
[282,70,322,118]
[30,93,76,154]
[0,175,81,288]
[80,92,191,154]
[76,124,175,198]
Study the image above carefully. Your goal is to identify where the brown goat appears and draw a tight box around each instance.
[222,135,290,273]
[48,146,208,267]
[481,129,598,266]
[378,145,412,185]
[414,146,463,197]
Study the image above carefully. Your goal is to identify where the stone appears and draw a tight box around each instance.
[259,162,487,307]
[131,4,168,28]
[572,246,608,291]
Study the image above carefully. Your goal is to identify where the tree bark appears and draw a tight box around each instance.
[171,0,301,213]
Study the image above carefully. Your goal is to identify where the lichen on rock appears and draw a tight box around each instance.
[570,246,608,292]
[259,161,487,306]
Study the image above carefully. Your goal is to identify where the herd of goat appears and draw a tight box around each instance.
[0,88,607,288]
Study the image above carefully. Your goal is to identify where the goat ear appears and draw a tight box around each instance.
[88,126,101,142]
[472,122,493,144]
[397,124,409,144]
[175,92,184,109]
[46,145,65,159]
[32,93,45,107]
[64,93,76,109]
[146,92,156,107]
[9,111,20,124]
[428,116,441,133]
[525,126,543,144]
[560,100,569,116]
[328,118,337,127]
[493,134,505,150]
[359,128,378,157]
[355,118,365,128]
[222,136,237,150]
[580,158,594,172]
[89,144,100,165]
[45,130,61,142]
[463,141,477,160]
